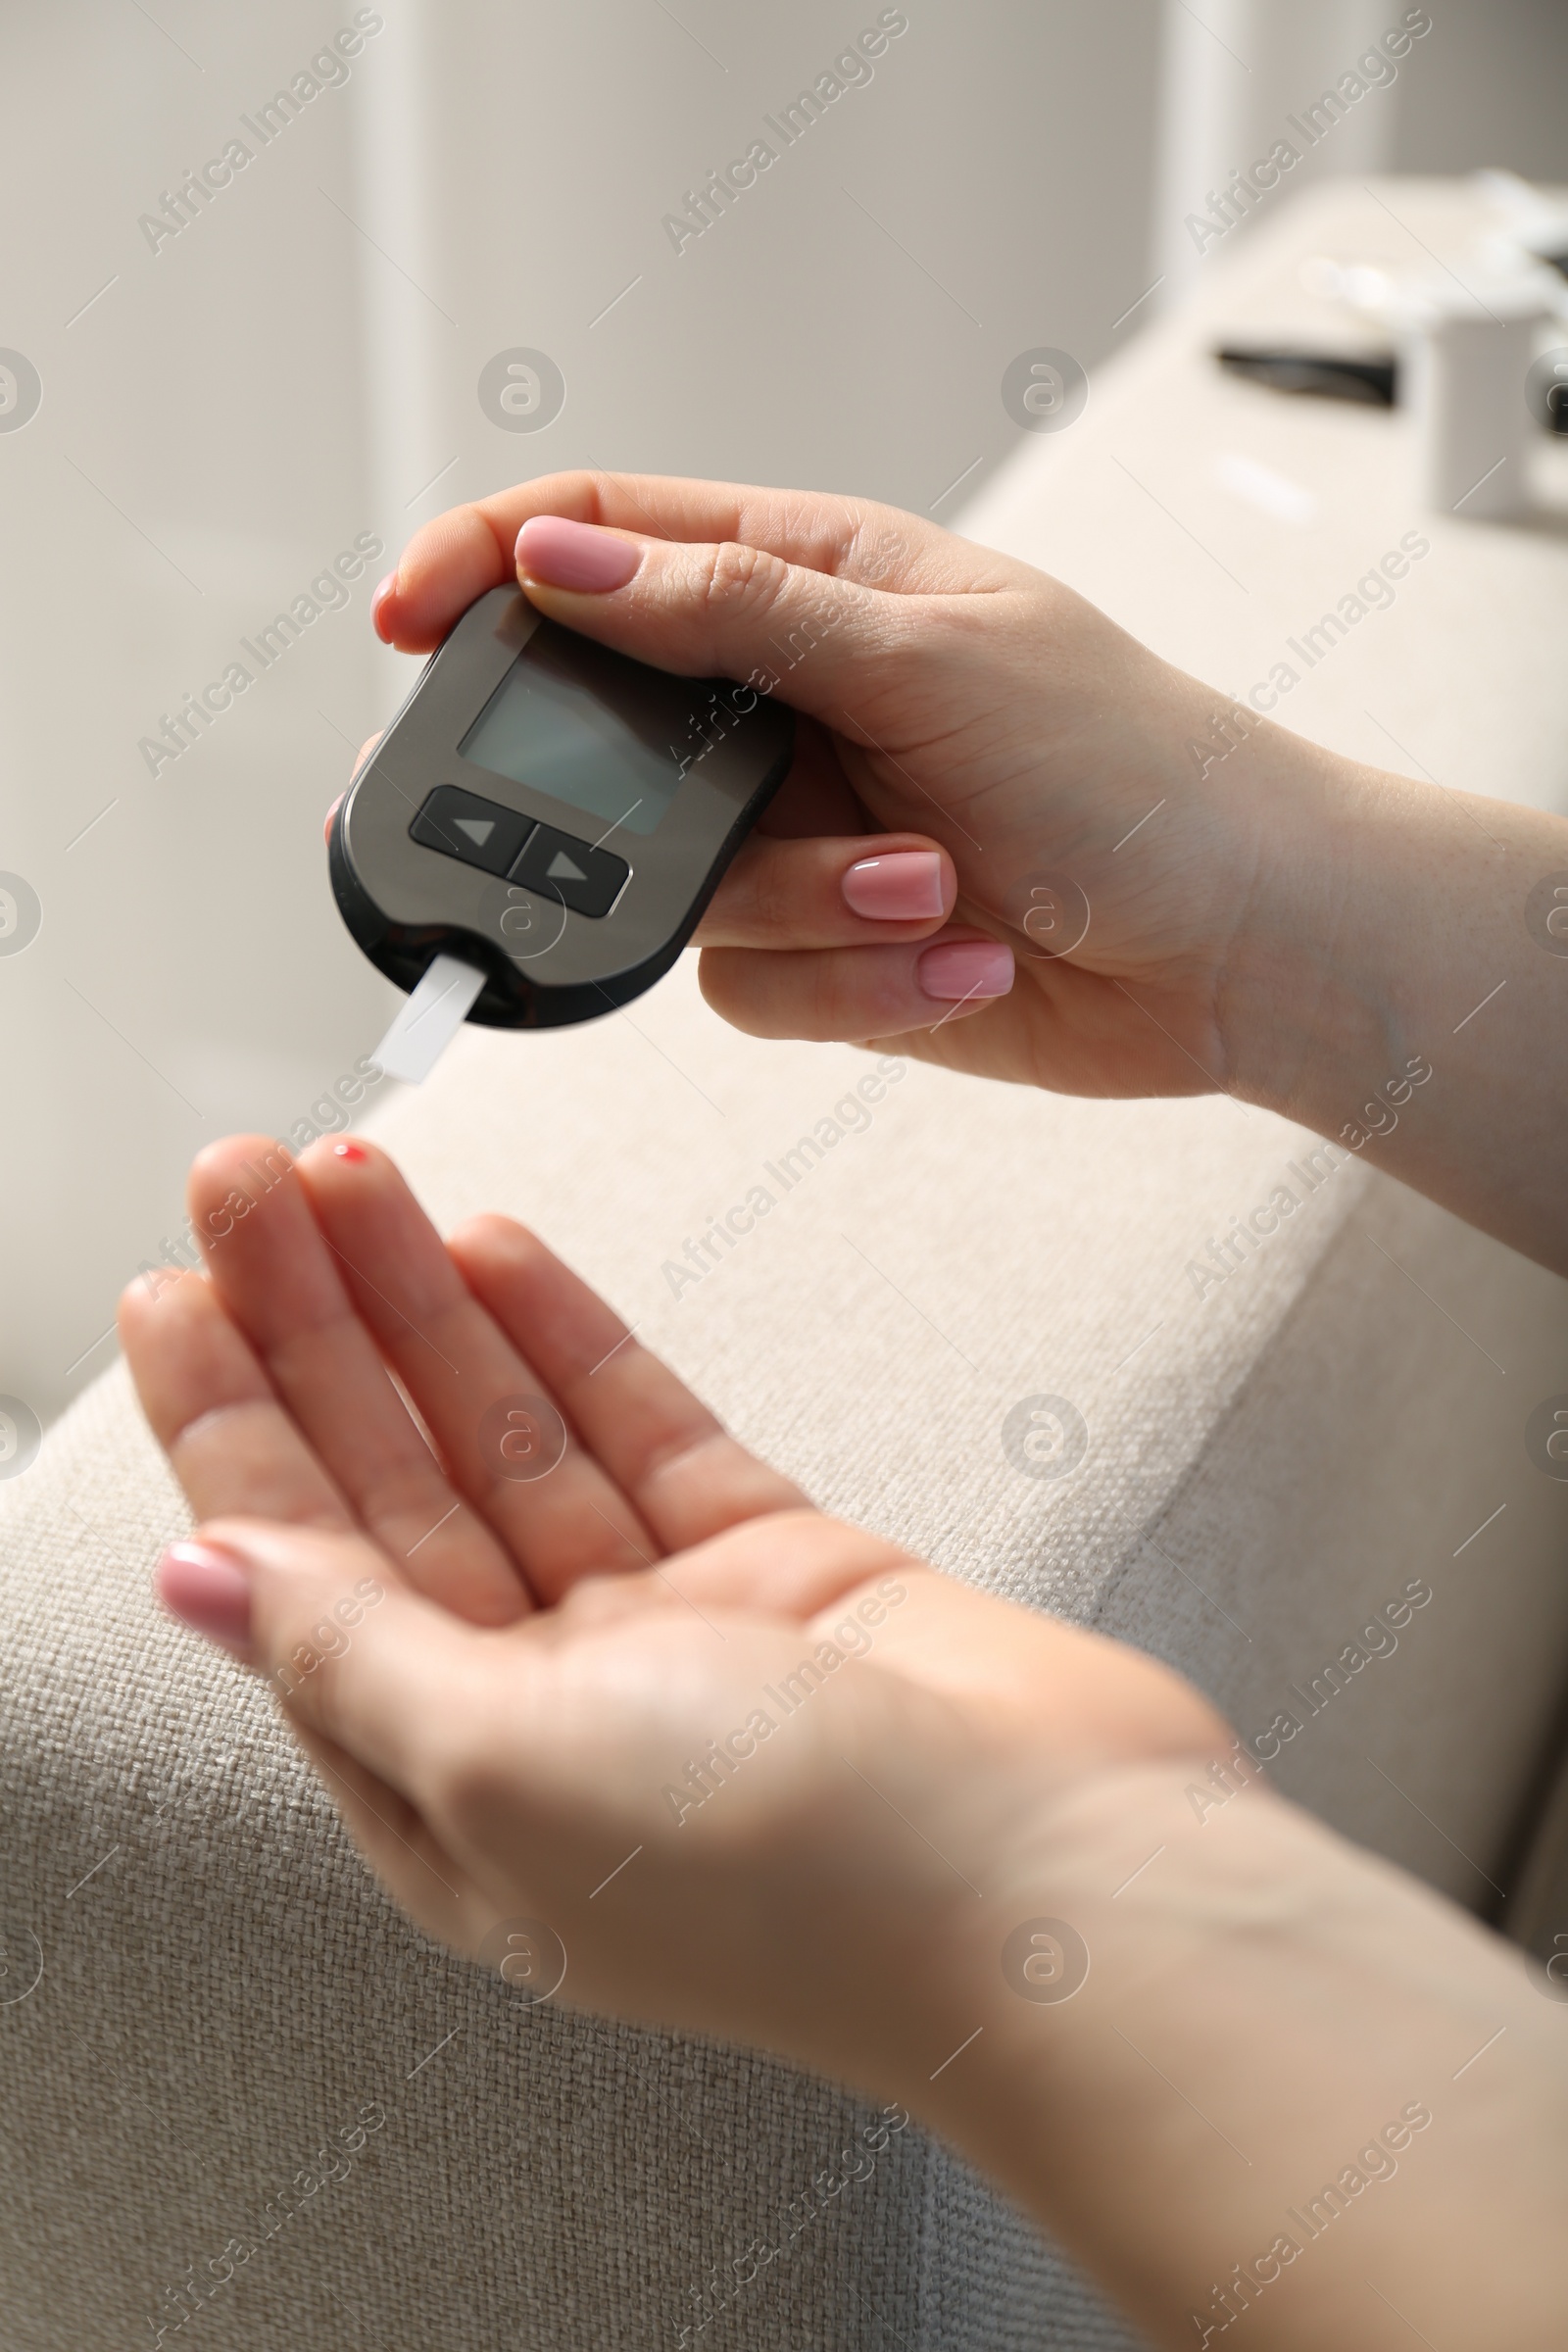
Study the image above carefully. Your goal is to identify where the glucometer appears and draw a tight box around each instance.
[329,586,794,1077]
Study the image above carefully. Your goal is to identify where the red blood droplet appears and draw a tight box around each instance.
[332,1141,368,1163]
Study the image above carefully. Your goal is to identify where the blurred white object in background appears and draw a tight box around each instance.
[1474,167,1568,270]
[1402,285,1545,521]
[1296,169,1568,521]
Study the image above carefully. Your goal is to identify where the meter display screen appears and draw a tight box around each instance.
[459,619,684,837]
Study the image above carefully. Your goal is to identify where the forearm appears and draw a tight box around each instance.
[1215,727,1568,1273]
[912,1759,1568,2349]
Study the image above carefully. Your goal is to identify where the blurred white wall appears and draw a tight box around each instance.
[1153,0,1398,304]
[1153,0,1568,301]
[0,0,1563,1431]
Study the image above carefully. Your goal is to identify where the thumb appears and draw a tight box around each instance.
[158,1519,485,1799]
[514,513,909,725]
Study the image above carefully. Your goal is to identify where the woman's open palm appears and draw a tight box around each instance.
[120,1134,1224,2082]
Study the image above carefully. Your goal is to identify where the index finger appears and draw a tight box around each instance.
[374,469,988,651]
[323,731,382,842]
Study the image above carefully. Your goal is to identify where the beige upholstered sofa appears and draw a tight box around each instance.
[4,182,1567,2348]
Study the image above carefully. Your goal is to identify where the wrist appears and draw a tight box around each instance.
[904,1752,1568,2349]
[1208,730,1568,1268]
[909,1752,1296,2198]
[1204,727,1397,1120]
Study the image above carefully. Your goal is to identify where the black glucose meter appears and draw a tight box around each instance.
[329,586,794,1030]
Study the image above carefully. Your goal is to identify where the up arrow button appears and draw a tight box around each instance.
[546,850,587,882]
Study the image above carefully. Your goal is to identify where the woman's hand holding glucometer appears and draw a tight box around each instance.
[368,471,1568,1271]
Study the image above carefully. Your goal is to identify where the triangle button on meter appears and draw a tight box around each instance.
[409,784,534,877]
[510,823,629,920]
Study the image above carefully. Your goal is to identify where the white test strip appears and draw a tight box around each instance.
[372,953,487,1085]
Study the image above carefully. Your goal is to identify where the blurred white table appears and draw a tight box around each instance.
[962,174,1568,817]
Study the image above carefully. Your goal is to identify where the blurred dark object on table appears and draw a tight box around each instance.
[1215,346,1398,405]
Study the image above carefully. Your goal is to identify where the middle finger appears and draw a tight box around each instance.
[189,1137,531,1624]
[696,829,955,951]
[286,1139,662,1598]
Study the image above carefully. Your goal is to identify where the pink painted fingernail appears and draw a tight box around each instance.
[369,572,398,642]
[843,851,946,922]
[323,792,344,846]
[157,1540,253,1661]
[917,940,1014,1003]
[515,514,641,593]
